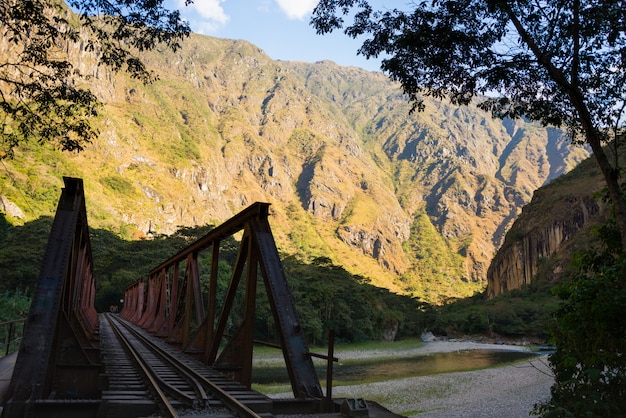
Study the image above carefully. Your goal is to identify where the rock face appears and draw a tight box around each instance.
[0,31,590,302]
[0,196,25,219]
[486,157,608,298]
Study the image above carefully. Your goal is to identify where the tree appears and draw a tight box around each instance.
[0,0,191,158]
[534,222,626,416]
[311,0,626,246]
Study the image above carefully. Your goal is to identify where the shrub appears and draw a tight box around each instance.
[534,222,626,417]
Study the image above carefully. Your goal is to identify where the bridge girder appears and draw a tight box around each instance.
[120,202,324,399]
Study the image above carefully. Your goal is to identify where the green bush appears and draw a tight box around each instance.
[99,175,136,195]
[282,255,425,345]
[0,216,52,294]
[534,222,626,417]
[0,290,31,321]
[429,289,557,340]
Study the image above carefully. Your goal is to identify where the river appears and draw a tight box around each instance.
[252,348,537,385]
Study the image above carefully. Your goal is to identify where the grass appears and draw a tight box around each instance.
[252,383,293,395]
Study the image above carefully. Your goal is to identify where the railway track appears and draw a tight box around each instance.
[102,313,271,418]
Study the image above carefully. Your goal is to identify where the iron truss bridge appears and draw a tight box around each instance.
[0,177,400,418]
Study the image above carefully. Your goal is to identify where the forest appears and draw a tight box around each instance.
[0,212,555,345]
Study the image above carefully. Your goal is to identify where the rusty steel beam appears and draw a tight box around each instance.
[146,268,168,334]
[3,178,101,418]
[205,232,250,364]
[146,202,269,275]
[250,216,324,398]
[120,202,323,399]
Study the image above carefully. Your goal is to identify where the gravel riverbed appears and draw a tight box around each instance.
[270,340,554,417]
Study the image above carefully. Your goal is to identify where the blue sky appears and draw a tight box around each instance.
[164,0,386,72]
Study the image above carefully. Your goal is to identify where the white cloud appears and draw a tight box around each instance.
[275,0,318,20]
[173,0,229,33]
[191,0,229,23]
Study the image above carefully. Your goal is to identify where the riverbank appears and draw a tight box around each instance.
[331,338,540,359]
[269,340,554,417]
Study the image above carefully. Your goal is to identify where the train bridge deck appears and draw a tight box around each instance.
[0,177,401,418]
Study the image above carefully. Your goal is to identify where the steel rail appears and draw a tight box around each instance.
[105,314,179,418]
[107,314,263,418]
[107,314,208,408]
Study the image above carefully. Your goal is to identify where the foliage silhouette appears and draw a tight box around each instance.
[0,0,190,157]
[0,215,52,294]
[534,221,626,417]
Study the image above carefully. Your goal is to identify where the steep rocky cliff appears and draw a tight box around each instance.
[486,156,608,298]
[0,32,590,303]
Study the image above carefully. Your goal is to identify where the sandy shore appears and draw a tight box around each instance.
[271,340,555,417]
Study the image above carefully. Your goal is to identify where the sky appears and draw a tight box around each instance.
[164,0,386,72]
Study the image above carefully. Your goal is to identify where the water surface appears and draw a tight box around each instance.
[252,349,536,384]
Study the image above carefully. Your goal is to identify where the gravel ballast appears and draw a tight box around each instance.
[270,341,555,417]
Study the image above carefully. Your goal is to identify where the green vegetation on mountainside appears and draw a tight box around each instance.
[431,283,559,340]
[399,210,479,304]
[1,31,590,309]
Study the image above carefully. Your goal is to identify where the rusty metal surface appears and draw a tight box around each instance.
[105,313,270,418]
[119,202,323,399]
[250,216,324,398]
[0,180,399,418]
[2,178,100,418]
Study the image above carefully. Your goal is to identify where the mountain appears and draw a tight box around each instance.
[487,151,609,298]
[0,33,590,304]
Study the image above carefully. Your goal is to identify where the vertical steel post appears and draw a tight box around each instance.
[204,242,220,361]
[169,262,179,334]
[182,254,194,348]
[326,329,335,410]
[239,229,258,387]
[207,235,249,364]
[191,252,205,325]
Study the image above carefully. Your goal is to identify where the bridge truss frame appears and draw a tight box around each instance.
[3,178,100,417]
[120,202,324,399]
[2,179,327,418]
